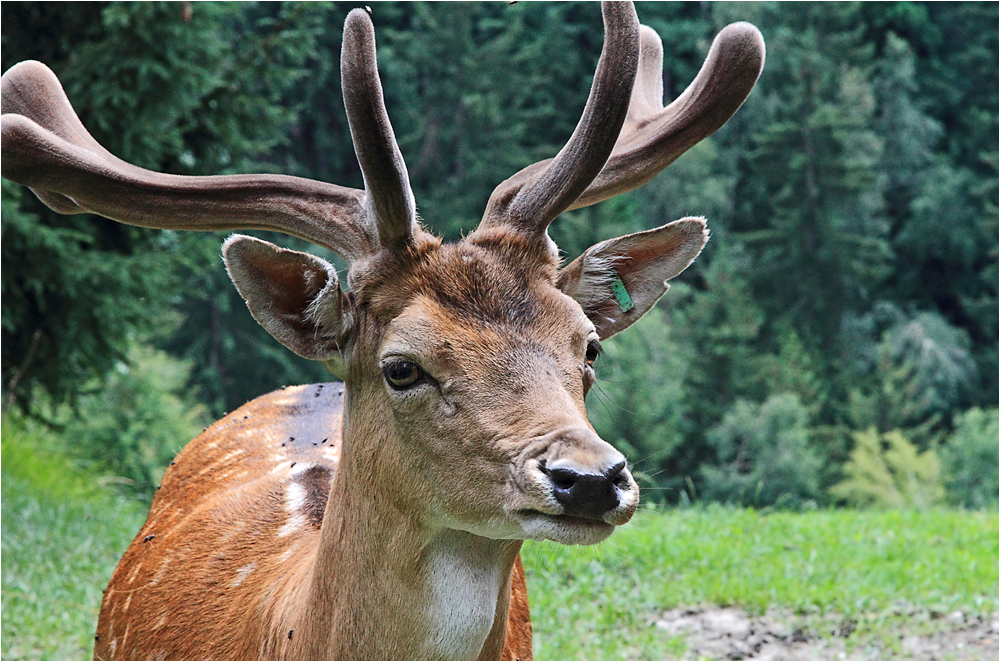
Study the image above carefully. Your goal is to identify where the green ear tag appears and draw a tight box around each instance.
[611,274,634,313]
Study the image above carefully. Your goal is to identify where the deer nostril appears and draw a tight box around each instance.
[548,467,578,492]
[607,460,629,489]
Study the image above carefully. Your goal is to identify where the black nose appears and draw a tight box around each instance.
[542,460,628,520]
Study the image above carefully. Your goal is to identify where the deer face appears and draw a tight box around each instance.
[218,209,712,547]
[217,196,713,541]
[333,237,638,545]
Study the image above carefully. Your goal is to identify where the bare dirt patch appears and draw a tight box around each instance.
[652,605,999,660]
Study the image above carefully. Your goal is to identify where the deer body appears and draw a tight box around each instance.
[1,3,763,659]
[95,382,531,660]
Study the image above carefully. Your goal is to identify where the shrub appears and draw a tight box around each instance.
[699,393,821,508]
[63,344,210,498]
[829,428,946,509]
[838,306,980,448]
[941,408,999,509]
[878,311,978,427]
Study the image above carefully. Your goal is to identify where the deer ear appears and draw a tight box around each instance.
[223,235,353,374]
[557,217,708,339]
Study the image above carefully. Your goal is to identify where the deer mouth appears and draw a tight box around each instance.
[518,510,610,526]
[513,509,616,545]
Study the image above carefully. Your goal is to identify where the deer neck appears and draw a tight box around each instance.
[289,386,523,660]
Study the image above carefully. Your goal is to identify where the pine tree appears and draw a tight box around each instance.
[1,3,322,413]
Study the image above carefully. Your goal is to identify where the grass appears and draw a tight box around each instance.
[2,419,996,660]
[1,419,148,660]
[522,505,999,660]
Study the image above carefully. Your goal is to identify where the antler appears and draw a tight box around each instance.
[341,9,416,250]
[478,1,641,237]
[0,9,411,263]
[478,15,765,236]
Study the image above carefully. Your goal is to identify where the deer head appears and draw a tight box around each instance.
[2,3,763,656]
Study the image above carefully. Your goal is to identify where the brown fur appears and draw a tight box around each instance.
[94,381,532,660]
[502,556,534,661]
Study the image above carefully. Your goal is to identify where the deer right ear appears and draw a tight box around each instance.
[223,235,353,374]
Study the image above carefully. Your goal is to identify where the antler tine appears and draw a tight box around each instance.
[1,61,376,262]
[341,9,417,250]
[476,19,764,237]
[568,21,765,210]
[478,1,640,238]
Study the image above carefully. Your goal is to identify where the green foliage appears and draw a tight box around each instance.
[524,505,999,659]
[670,244,766,453]
[830,428,946,509]
[700,394,821,508]
[0,2,323,414]
[61,345,211,499]
[1,178,185,413]
[940,408,1000,510]
[729,2,892,352]
[878,312,977,421]
[840,307,978,446]
[587,307,689,497]
[752,327,827,413]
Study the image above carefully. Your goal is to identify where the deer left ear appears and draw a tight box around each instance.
[222,235,353,376]
[557,217,708,339]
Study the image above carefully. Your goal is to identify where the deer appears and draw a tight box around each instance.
[0,2,763,659]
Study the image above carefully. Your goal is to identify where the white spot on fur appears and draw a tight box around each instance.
[123,595,132,612]
[286,480,307,509]
[155,615,168,630]
[110,638,117,656]
[289,462,315,478]
[279,482,308,537]
[278,549,294,563]
[233,563,257,586]
[127,564,142,584]
[219,448,245,463]
[278,516,305,537]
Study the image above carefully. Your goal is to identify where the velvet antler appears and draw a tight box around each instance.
[0,10,410,263]
[477,15,765,238]
[478,1,641,239]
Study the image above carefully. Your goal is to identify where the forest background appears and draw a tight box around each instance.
[2,1,997,511]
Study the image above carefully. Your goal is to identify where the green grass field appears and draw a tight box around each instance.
[523,506,998,659]
[1,421,148,660]
[2,421,996,660]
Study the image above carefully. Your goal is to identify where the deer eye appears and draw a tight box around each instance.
[585,339,602,367]
[382,360,424,390]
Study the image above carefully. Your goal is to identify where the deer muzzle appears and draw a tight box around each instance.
[510,427,639,544]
